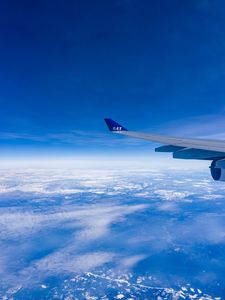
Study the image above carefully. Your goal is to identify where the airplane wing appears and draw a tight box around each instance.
[104,118,225,181]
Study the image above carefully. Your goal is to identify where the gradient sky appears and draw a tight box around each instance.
[1,0,225,157]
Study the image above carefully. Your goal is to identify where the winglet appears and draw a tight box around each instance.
[104,118,128,132]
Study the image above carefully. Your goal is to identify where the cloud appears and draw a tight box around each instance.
[29,251,115,275]
[120,254,147,269]
[0,196,148,288]
[156,202,179,212]
[155,113,225,140]
[0,129,145,148]
[154,189,192,201]
[0,203,148,239]
[3,113,225,149]
[0,167,225,297]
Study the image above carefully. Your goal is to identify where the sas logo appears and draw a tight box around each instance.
[113,126,122,131]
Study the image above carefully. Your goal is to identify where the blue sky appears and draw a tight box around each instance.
[1,0,225,157]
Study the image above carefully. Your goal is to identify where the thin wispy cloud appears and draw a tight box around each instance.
[0,130,146,148]
[0,203,148,239]
[154,113,225,140]
[3,113,225,152]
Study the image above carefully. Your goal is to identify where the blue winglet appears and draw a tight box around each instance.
[104,118,128,132]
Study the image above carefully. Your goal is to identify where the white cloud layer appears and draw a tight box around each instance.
[0,167,224,299]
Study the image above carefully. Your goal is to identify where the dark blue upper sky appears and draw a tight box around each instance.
[1,0,225,156]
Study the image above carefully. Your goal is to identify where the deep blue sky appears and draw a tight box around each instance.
[1,0,225,156]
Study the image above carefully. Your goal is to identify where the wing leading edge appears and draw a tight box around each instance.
[104,118,225,161]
